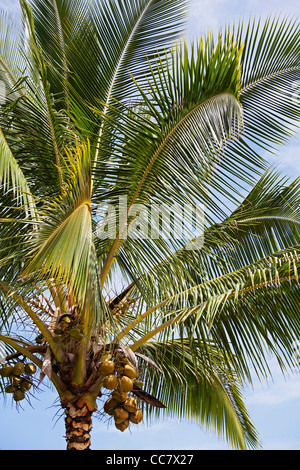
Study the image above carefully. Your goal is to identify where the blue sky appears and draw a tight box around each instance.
[1,0,300,451]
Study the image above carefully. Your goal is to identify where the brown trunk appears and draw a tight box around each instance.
[64,401,93,450]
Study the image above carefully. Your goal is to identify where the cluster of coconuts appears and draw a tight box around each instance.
[0,361,36,402]
[100,355,143,432]
[36,315,83,348]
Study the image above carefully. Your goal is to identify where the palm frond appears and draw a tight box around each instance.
[138,339,260,450]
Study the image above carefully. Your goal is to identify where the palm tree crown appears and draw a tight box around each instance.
[1,0,300,450]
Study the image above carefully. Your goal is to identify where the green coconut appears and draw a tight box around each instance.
[69,328,83,341]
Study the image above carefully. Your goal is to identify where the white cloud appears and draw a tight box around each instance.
[187,0,300,38]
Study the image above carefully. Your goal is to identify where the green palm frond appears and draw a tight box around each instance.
[239,16,300,149]
[138,339,260,450]
[0,128,36,218]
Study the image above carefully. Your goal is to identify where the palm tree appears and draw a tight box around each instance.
[1,0,300,451]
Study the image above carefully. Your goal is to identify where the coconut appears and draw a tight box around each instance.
[111,390,128,403]
[123,397,138,413]
[129,409,143,424]
[20,380,32,392]
[13,389,25,402]
[12,362,25,376]
[35,334,44,344]
[0,365,13,377]
[103,374,118,390]
[99,360,115,377]
[119,375,133,392]
[123,364,138,380]
[133,379,143,389]
[11,376,22,387]
[70,328,83,341]
[103,397,119,416]
[115,419,130,432]
[24,363,37,375]
[113,407,129,424]
[5,385,16,394]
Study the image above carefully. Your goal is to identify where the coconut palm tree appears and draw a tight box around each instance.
[1,0,300,451]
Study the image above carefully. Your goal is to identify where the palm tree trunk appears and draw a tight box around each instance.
[64,401,93,450]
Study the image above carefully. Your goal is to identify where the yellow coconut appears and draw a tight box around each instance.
[103,397,119,416]
[115,419,129,432]
[119,375,133,392]
[99,360,115,377]
[103,374,118,390]
[123,397,138,413]
[113,407,129,424]
[123,364,138,380]
[129,409,143,424]
[111,390,128,403]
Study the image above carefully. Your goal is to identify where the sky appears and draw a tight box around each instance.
[1,0,300,451]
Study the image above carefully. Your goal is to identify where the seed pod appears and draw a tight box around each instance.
[12,362,25,376]
[115,419,130,432]
[123,397,138,413]
[13,389,25,402]
[5,384,16,394]
[99,361,115,377]
[119,375,133,392]
[111,390,128,403]
[103,397,119,416]
[113,407,129,424]
[0,365,14,377]
[123,364,138,380]
[103,374,118,390]
[24,363,37,375]
[20,380,32,392]
[129,409,143,424]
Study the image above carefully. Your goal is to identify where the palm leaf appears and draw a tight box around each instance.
[138,339,260,450]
